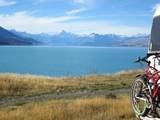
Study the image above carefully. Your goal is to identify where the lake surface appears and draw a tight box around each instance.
[0,46,147,76]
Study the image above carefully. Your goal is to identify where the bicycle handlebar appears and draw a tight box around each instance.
[135,53,160,73]
[135,53,160,64]
[134,56,150,64]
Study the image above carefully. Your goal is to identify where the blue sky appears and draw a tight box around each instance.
[0,0,159,35]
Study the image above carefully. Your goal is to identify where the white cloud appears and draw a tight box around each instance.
[74,0,86,4]
[0,11,149,35]
[73,0,94,7]
[0,11,79,33]
[66,8,87,15]
[58,21,149,35]
[153,3,160,17]
[0,0,16,7]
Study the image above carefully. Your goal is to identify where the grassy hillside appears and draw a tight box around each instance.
[0,70,143,120]
[0,95,136,120]
[0,70,143,96]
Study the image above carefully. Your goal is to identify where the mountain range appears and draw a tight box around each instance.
[0,27,41,45]
[0,26,149,47]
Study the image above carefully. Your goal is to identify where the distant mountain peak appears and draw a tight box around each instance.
[59,30,72,35]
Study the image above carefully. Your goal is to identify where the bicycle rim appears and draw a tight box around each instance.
[131,78,150,117]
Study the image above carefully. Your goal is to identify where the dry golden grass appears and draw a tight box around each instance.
[0,95,137,120]
[0,70,141,120]
[0,70,143,96]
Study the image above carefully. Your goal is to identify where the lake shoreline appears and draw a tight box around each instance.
[0,69,143,77]
[0,69,143,101]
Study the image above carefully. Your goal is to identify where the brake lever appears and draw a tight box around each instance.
[142,57,150,64]
[134,57,141,63]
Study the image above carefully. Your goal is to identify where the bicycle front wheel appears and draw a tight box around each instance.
[131,76,151,118]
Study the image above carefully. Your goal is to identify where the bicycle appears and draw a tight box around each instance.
[131,53,160,118]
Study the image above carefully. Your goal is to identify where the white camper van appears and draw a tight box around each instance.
[148,12,160,73]
[131,9,160,119]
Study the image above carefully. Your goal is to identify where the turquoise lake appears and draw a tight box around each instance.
[0,46,147,76]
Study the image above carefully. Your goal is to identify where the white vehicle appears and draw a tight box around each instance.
[131,8,160,119]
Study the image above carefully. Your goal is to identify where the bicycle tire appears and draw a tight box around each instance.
[131,75,151,118]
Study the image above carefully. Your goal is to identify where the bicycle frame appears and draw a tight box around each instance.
[145,64,160,99]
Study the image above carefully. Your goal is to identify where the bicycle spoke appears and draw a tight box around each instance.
[135,96,147,102]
